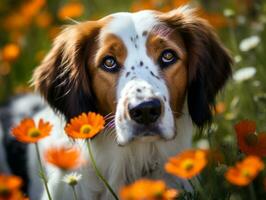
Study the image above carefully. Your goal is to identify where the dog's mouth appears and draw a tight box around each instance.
[117,123,173,146]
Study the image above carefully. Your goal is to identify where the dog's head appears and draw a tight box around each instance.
[33,7,232,145]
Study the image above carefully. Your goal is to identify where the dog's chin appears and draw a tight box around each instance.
[116,125,175,146]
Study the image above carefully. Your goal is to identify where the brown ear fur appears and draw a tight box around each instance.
[159,7,232,127]
[32,21,102,120]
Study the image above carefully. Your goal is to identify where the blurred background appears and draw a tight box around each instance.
[0,0,266,145]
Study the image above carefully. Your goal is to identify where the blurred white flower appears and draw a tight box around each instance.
[195,139,210,150]
[234,55,242,63]
[239,35,260,52]
[233,67,256,82]
[237,15,246,25]
[62,172,82,186]
[223,9,235,17]
[230,97,239,109]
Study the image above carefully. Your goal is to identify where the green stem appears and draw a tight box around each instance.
[193,176,208,200]
[86,139,119,200]
[249,183,256,200]
[71,186,78,200]
[35,143,53,200]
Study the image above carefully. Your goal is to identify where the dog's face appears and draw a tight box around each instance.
[33,7,232,145]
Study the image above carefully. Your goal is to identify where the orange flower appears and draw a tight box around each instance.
[120,179,178,200]
[225,156,264,186]
[200,11,228,29]
[58,2,84,20]
[1,44,20,62]
[65,112,105,139]
[165,149,207,179]
[235,120,266,157]
[0,174,22,199]
[35,12,52,28]
[12,118,52,143]
[131,0,190,12]
[20,0,46,20]
[45,145,84,170]
[214,102,226,114]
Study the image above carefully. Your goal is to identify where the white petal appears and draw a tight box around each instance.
[239,35,260,52]
[233,67,256,82]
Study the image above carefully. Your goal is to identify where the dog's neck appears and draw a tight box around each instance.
[89,104,193,190]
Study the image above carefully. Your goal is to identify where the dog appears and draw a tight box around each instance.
[12,6,232,200]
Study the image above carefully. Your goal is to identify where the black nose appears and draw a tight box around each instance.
[129,99,162,125]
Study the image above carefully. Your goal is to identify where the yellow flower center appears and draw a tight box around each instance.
[68,177,78,186]
[241,169,251,178]
[28,128,41,138]
[182,159,194,171]
[80,124,92,134]
[244,133,258,146]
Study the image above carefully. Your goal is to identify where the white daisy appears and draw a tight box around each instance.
[223,9,235,17]
[239,35,260,52]
[233,67,256,82]
[62,172,82,186]
[234,55,242,63]
[195,139,210,150]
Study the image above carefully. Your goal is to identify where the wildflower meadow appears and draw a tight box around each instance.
[1,0,266,200]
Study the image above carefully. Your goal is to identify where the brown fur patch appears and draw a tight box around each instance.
[157,8,232,126]
[89,34,127,115]
[146,30,187,117]
[32,18,112,120]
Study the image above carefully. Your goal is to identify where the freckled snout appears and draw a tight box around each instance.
[128,99,162,125]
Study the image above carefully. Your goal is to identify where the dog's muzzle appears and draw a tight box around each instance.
[128,98,162,125]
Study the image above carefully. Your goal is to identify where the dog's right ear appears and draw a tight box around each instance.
[32,21,102,121]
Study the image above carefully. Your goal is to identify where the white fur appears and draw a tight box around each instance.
[102,11,176,144]
[29,105,193,200]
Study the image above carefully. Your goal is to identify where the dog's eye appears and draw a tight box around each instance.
[159,49,178,68]
[101,56,119,72]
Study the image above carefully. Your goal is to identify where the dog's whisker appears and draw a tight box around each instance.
[102,119,115,135]
[104,112,114,119]
[104,115,115,121]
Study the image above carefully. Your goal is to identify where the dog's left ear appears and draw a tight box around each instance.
[159,7,232,127]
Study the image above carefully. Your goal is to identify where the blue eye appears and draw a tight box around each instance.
[101,56,119,72]
[159,49,178,68]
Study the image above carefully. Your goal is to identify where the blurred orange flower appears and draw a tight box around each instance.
[35,12,52,28]
[1,44,20,62]
[235,120,266,157]
[120,179,178,200]
[199,10,228,28]
[3,0,45,31]
[21,0,46,20]
[165,149,207,179]
[58,2,84,20]
[214,102,226,114]
[3,14,29,30]
[225,156,264,186]
[131,0,190,12]
[0,174,24,200]
[45,145,84,170]
[48,26,61,40]
[65,112,105,139]
[12,118,52,143]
